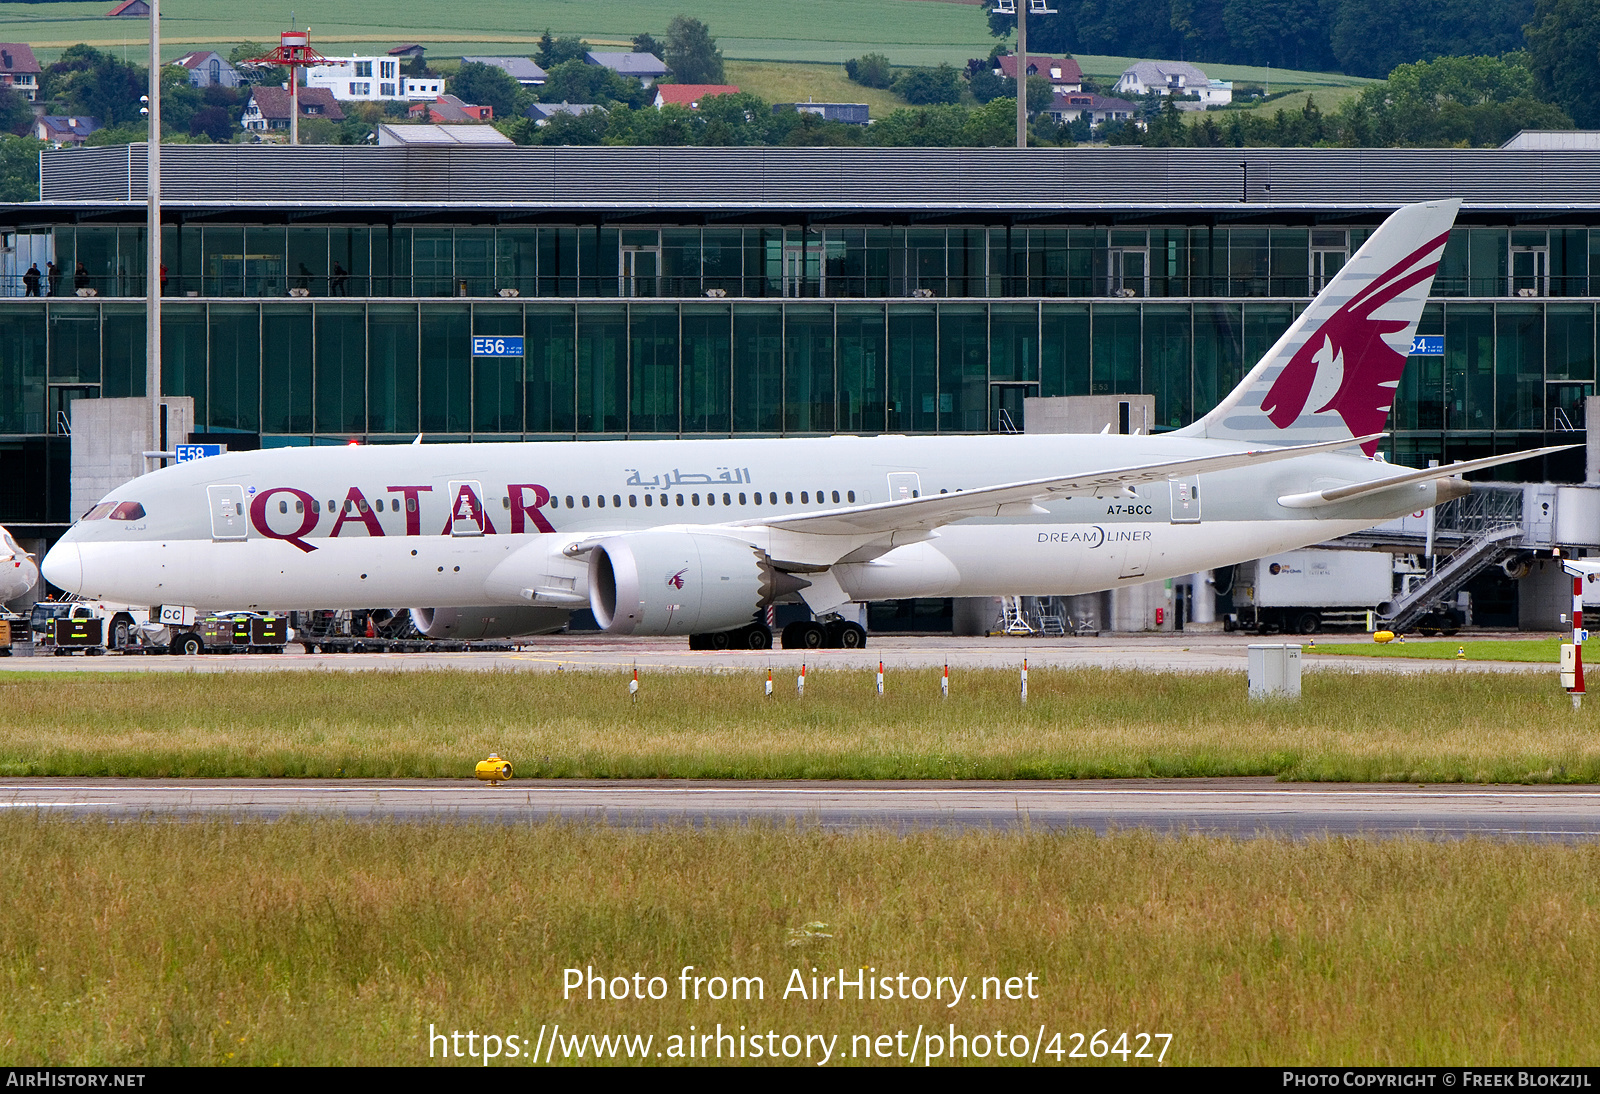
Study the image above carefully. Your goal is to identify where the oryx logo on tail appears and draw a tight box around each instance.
[1260,230,1451,456]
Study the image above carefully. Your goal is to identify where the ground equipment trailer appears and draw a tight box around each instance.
[1227,549,1395,634]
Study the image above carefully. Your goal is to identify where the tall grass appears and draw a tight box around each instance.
[2,816,1598,1066]
[1,667,1593,783]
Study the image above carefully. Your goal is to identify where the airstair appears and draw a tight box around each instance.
[998,595,1037,636]
[1382,524,1526,632]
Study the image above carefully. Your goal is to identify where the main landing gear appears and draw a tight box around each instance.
[687,623,773,650]
[780,619,867,650]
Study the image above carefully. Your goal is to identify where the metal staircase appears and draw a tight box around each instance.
[1383,523,1526,632]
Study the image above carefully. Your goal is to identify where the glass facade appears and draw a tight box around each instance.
[1,218,1594,524]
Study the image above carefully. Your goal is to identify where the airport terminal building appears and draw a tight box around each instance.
[2,143,1597,548]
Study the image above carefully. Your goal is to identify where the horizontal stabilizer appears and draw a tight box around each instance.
[1275,445,1575,509]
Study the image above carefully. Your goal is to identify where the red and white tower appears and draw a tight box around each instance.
[244,30,345,145]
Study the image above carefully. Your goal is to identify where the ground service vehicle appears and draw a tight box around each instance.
[44,201,1567,650]
[167,612,289,655]
[29,602,105,655]
[1228,549,1394,634]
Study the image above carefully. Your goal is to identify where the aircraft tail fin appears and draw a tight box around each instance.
[1174,198,1460,457]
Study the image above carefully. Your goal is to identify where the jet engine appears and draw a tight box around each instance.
[588,531,806,635]
[409,606,571,640]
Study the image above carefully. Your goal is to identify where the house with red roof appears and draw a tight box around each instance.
[0,44,41,102]
[240,86,345,132]
[105,0,150,15]
[653,84,740,110]
[407,94,492,124]
[995,54,1082,93]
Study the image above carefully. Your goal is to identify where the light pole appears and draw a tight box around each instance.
[994,0,1056,149]
[145,0,160,468]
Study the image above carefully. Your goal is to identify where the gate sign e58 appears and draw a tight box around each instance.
[1409,335,1443,356]
[471,336,524,357]
[175,444,224,462]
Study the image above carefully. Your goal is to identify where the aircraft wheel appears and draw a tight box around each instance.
[172,633,204,657]
[838,623,867,649]
[795,622,826,649]
[743,625,772,650]
[710,630,731,651]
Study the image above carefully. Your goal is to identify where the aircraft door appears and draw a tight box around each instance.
[448,480,487,537]
[207,484,248,541]
[886,472,922,501]
[1169,476,1202,524]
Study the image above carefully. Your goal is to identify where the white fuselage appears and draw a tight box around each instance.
[44,433,1443,618]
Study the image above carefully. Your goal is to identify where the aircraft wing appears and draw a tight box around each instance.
[733,434,1383,539]
[1275,445,1575,509]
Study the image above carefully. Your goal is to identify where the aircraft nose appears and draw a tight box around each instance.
[41,540,81,594]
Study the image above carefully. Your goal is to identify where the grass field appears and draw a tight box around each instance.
[724,60,907,116]
[3,816,1598,1065]
[0,0,997,66]
[0,666,1592,783]
[1310,638,1563,664]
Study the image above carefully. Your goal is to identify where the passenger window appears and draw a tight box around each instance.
[723,493,731,506]
[296,500,305,513]
[597,495,605,508]
[566,496,574,508]
[327,500,336,512]
[691,493,700,506]
[800,491,808,503]
[831,491,839,503]
[376,499,385,512]
[629,495,637,507]
[644,494,652,507]
[847,491,855,503]
[786,492,794,504]
[582,496,590,508]
[358,499,369,514]
[406,497,417,513]
[279,500,288,514]
[676,494,685,506]
[739,493,747,505]
[752,492,760,505]
[769,492,777,504]
[613,495,621,507]
[502,497,510,509]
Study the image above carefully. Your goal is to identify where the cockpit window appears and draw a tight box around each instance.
[83,502,115,521]
[108,502,146,521]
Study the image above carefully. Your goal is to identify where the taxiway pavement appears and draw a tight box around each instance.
[4,778,1595,839]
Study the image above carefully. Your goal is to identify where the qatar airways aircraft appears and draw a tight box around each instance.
[42,198,1563,649]
[0,525,38,604]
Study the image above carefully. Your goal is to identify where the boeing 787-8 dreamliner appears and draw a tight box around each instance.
[42,198,1564,649]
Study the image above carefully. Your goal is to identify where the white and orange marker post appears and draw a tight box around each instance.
[765,668,773,699]
[876,661,884,697]
[629,666,639,704]
[797,663,806,698]
[1020,658,1029,705]
[941,663,949,699]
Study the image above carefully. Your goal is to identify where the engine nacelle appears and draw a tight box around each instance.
[409,606,571,640]
[589,531,800,635]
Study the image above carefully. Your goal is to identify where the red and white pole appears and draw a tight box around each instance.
[1573,575,1585,711]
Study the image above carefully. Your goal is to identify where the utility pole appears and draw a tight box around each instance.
[1015,0,1027,149]
[145,0,160,468]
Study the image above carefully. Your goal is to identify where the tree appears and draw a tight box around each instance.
[868,104,969,146]
[189,105,235,142]
[538,59,653,109]
[894,64,964,106]
[536,31,589,69]
[663,15,724,84]
[632,33,662,57]
[228,42,286,88]
[1336,54,1572,146]
[49,46,147,128]
[845,53,895,89]
[1525,0,1600,128]
[451,61,528,119]
[0,136,45,201]
[0,85,30,136]
[968,67,1009,103]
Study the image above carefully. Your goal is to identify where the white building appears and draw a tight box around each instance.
[1114,61,1232,109]
[305,55,443,102]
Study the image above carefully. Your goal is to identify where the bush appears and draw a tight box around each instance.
[844,52,894,89]
[893,64,964,106]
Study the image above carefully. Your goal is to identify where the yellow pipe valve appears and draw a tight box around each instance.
[475,753,512,785]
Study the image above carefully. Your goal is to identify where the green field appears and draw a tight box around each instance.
[0,0,1379,91]
[1310,638,1563,663]
[0,0,996,66]
[4,816,1598,1065]
[0,666,1592,783]
[724,60,908,115]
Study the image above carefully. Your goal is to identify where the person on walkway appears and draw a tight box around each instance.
[46,260,60,296]
[22,263,40,296]
[73,261,89,292]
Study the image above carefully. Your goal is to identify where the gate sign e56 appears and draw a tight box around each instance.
[471,336,525,357]
[1409,335,1443,356]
